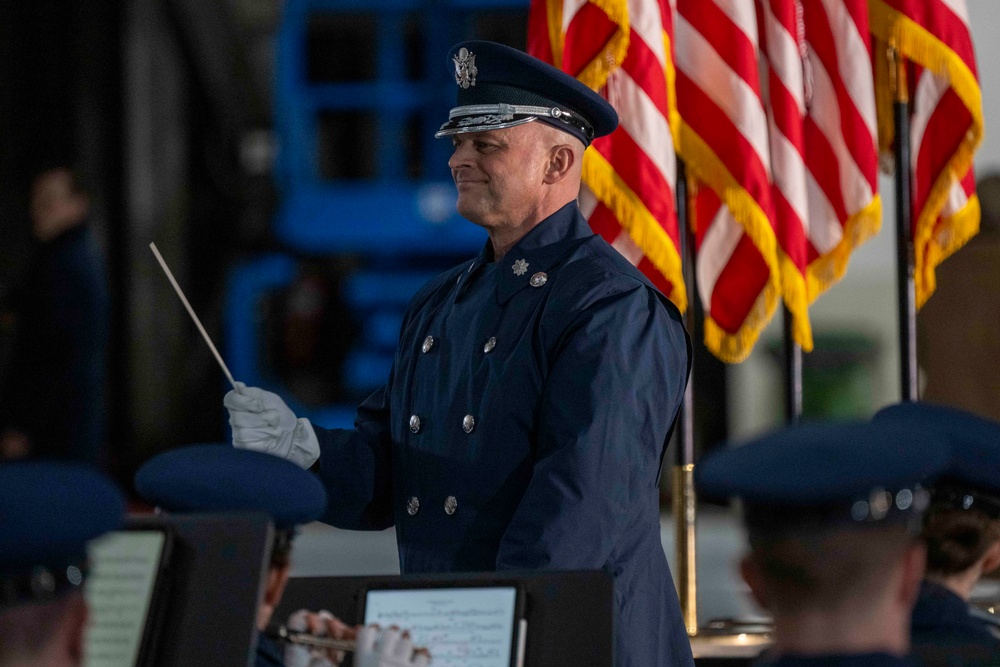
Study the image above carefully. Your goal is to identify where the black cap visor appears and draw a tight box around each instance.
[436,103,595,145]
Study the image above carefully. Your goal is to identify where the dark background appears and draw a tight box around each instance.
[0,0,728,493]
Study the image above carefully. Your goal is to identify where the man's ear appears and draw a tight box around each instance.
[739,554,770,611]
[66,592,89,663]
[257,563,291,630]
[979,538,1000,575]
[898,541,927,609]
[543,144,577,184]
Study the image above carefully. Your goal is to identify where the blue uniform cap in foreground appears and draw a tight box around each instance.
[0,461,125,608]
[435,40,619,146]
[696,421,951,527]
[135,445,327,530]
[874,402,1000,517]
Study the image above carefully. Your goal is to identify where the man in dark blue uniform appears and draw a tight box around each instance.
[135,444,430,667]
[0,461,126,666]
[875,403,1000,666]
[225,40,692,666]
[697,421,952,667]
[135,445,330,667]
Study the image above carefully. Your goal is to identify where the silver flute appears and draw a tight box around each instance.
[265,625,357,652]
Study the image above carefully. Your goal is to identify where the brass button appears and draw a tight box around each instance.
[409,415,422,433]
[421,336,435,353]
[444,496,458,515]
[529,272,548,287]
[483,337,496,354]
[406,496,420,516]
[462,415,475,434]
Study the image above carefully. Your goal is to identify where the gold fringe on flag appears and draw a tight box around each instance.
[677,121,782,364]
[582,151,688,312]
[869,1,984,308]
[546,0,630,92]
[806,197,883,303]
[779,251,814,352]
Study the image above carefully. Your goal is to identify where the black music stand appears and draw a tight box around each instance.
[275,569,614,666]
[149,512,274,667]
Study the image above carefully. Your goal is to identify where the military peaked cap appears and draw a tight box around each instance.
[135,445,327,530]
[696,421,951,529]
[874,402,1000,517]
[435,40,619,146]
[0,461,125,608]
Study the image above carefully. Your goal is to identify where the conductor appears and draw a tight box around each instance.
[225,40,692,667]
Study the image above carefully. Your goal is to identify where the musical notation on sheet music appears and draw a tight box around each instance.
[364,587,518,667]
[83,531,166,667]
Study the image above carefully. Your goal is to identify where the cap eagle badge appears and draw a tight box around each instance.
[453,47,477,89]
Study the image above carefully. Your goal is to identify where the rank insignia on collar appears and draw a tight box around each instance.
[512,259,529,276]
[453,47,477,89]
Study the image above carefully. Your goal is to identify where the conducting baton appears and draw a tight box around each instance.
[149,242,238,389]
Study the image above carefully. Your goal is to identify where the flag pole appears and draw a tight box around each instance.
[782,310,803,424]
[673,158,698,636]
[891,46,918,402]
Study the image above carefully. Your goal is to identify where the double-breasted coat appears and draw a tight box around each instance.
[312,202,693,666]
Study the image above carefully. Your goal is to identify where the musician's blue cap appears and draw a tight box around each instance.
[0,462,125,608]
[135,445,327,530]
[873,402,1000,517]
[435,40,618,146]
[696,421,951,530]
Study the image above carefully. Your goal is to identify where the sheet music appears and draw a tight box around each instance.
[364,587,518,667]
[83,531,165,667]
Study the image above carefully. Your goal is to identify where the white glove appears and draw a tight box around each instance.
[283,609,349,667]
[355,626,431,667]
[224,382,320,469]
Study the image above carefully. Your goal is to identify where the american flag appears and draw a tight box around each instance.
[528,0,688,313]
[674,0,781,363]
[870,0,983,308]
[758,0,882,352]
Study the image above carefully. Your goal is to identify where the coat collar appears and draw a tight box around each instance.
[911,580,985,632]
[465,201,593,304]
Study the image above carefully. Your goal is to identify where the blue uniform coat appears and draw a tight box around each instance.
[911,580,1000,666]
[312,202,693,667]
[0,223,108,464]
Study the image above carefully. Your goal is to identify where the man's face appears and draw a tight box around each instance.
[448,124,552,232]
[30,169,87,240]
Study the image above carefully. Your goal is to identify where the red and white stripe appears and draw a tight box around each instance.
[675,0,780,363]
[758,0,880,350]
[909,61,977,301]
[530,0,687,309]
[870,0,983,307]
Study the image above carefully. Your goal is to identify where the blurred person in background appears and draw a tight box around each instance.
[0,166,109,465]
[697,422,950,667]
[875,402,1000,666]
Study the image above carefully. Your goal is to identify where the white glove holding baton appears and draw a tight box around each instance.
[356,626,431,667]
[151,245,320,469]
[224,382,320,469]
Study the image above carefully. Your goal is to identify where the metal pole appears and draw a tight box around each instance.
[891,47,918,401]
[673,159,698,636]
[783,308,803,424]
